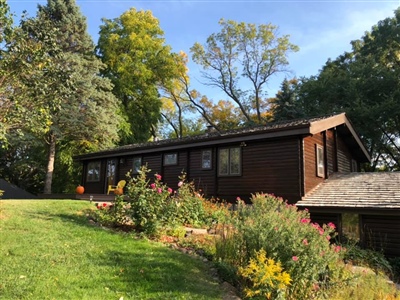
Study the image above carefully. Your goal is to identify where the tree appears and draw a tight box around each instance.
[190,19,299,124]
[97,8,182,143]
[270,78,304,121]
[4,0,121,194]
[297,8,400,170]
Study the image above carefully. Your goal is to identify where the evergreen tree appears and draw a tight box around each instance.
[13,0,121,193]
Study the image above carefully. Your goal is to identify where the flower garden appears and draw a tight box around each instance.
[91,166,400,299]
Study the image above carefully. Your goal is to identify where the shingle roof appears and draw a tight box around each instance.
[74,112,370,162]
[297,172,400,209]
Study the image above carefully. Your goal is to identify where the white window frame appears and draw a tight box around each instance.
[316,144,324,178]
[218,147,241,176]
[201,150,212,169]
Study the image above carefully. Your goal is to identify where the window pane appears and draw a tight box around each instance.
[230,148,240,175]
[202,150,212,169]
[87,161,101,182]
[133,157,142,173]
[219,149,229,175]
[164,153,177,165]
[316,145,324,177]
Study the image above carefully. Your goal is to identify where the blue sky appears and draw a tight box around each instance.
[7,0,400,100]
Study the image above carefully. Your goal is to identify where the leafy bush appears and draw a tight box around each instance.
[94,165,231,238]
[215,193,348,299]
[238,249,291,299]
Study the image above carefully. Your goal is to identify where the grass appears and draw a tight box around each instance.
[0,200,222,300]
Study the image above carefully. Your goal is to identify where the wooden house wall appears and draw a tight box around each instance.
[162,151,188,189]
[326,130,336,175]
[337,136,352,172]
[189,148,216,197]
[304,134,325,194]
[361,215,400,257]
[216,138,302,203]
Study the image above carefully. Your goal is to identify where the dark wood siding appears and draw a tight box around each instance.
[361,215,400,257]
[337,135,352,172]
[326,130,336,176]
[162,151,188,189]
[217,137,301,203]
[118,157,133,180]
[143,154,162,178]
[189,148,216,197]
[304,134,325,194]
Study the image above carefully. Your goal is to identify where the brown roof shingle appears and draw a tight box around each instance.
[297,172,400,209]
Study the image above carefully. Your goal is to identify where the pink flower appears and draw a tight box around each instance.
[150,183,156,189]
[302,239,308,245]
[236,197,241,201]
[328,222,336,230]
[157,188,162,194]
[167,188,173,193]
[155,174,162,181]
[334,246,342,253]
[326,235,331,241]
[301,218,310,224]
[177,181,183,187]
[292,256,299,262]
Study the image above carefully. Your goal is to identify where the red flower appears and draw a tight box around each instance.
[301,218,310,224]
[102,203,107,207]
[155,174,162,181]
[150,183,156,189]
[292,256,299,261]
[328,222,336,230]
[167,188,173,193]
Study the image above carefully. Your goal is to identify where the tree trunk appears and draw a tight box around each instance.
[43,132,56,194]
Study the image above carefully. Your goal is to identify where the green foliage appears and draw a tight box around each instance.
[191,19,299,124]
[1,0,121,193]
[215,193,347,299]
[97,8,182,143]
[238,249,291,300]
[94,165,230,238]
[296,8,400,170]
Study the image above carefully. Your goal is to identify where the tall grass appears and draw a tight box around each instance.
[0,200,222,300]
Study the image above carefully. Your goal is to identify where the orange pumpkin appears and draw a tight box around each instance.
[76,185,85,195]
[114,188,123,195]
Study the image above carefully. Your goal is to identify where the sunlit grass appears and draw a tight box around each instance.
[0,200,222,300]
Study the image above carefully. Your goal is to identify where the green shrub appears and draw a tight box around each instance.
[216,193,348,299]
[238,249,291,299]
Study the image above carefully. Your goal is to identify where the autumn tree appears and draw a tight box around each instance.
[97,8,182,143]
[297,8,400,170]
[190,19,298,125]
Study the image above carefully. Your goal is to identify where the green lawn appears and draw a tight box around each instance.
[0,200,222,300]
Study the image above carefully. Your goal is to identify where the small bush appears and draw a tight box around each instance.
[238,249,291,299]
[215,193,348,299]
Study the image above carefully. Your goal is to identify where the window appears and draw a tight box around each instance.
[164,153,177,166]
[87,161,101,182]
[132,157,142,174]
[316,144,324,178]
[218,147,241,176]
[202,150,212,169]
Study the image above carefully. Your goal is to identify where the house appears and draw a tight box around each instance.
[75,113,400,256]
[74,112,370,203]
[297,172,400,257]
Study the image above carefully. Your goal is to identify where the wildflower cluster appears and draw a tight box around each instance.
[216,193,348,299]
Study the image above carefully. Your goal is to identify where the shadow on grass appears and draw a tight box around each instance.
[48,211,221,299]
